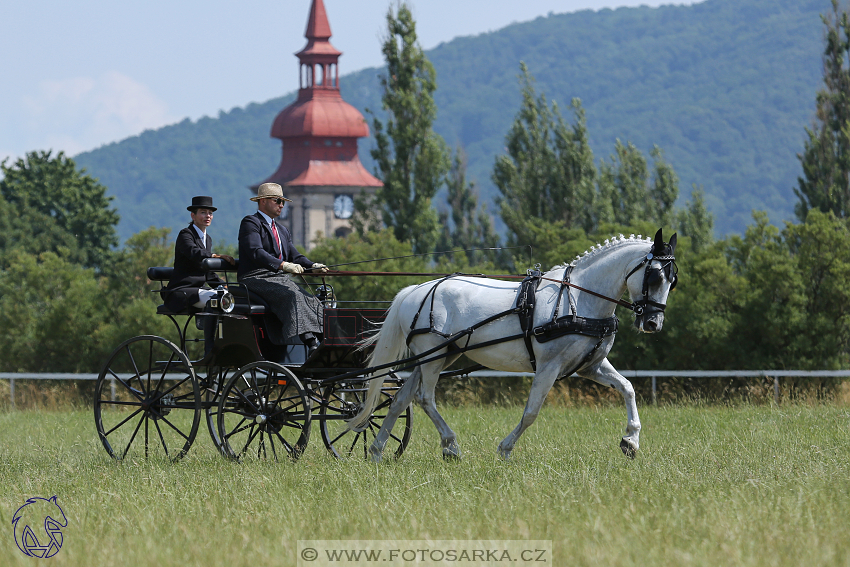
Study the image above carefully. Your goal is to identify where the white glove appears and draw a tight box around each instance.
[280,261,304,274]
[311,263,329,273]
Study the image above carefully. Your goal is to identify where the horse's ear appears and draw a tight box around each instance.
[653,228,664,253]
[669,233,677,254]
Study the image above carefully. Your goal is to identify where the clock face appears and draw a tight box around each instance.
[333,194,354,219]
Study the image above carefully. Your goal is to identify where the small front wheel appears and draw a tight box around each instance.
[216,362,311,462]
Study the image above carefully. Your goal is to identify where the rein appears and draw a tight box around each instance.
[312,270,644,314]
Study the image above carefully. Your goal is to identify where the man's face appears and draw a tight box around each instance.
[191,208,214,229]
[258,197,285,219]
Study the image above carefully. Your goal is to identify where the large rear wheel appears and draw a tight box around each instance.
[319,373,411,459]
[216,361,311,462]
[94,336,200,462]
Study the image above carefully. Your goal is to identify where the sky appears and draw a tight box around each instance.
[0,0,697,165]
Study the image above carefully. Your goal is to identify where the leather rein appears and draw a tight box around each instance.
[312,254,677,317]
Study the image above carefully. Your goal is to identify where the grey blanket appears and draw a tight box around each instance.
[239,269,323,344]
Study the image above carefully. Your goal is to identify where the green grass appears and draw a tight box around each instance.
[1,404,849,566]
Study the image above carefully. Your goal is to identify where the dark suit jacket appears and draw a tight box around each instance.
[161,225,226,312]
[237,212,313,279]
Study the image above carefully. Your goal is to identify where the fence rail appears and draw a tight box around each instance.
[3,370,849,408]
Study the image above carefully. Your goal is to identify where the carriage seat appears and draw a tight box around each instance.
[147,259,269,316]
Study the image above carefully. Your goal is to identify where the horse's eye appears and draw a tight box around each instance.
[647,269,663,286]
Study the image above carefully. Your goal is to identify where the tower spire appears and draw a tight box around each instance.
[305,0,332,40]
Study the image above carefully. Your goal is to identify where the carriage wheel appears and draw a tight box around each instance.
[94,335,200,462]
[319,373,412,459]
[216,361,311,462]
[202,366,235,456]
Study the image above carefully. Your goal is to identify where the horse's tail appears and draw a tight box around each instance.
[347,284,418,431]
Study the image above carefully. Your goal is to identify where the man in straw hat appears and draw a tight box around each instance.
[237,183,329,354]
[162,196,235,355]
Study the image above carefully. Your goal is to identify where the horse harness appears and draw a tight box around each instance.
[403,246,677,373]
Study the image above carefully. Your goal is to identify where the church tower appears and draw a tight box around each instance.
[254,0,382,250]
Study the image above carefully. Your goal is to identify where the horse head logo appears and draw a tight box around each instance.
[12,496,67,558]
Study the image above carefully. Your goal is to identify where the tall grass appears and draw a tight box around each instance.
[1,404,849,566]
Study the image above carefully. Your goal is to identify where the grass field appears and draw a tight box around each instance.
[1,403,849,567]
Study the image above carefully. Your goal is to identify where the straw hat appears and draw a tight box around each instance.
[251,183,292,202]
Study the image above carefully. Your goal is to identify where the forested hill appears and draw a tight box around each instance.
[75,0,826,244]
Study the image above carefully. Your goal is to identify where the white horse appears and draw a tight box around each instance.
[349,229,678,461]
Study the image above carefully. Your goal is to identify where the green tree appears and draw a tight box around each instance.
[598,142,679,228]
[795,0,850,220]
[0,151,119,270]
[676,187,715,253]
[494,65,603,245]
[437,148,500,263]
[359,2,450,254]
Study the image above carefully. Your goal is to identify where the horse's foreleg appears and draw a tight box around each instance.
[415,364,460,460]
[581,358,641,458]
[497,368,559,460]
[367,368,420,463]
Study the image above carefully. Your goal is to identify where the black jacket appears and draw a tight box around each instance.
[237,212,313,279]
[161,225,225,312]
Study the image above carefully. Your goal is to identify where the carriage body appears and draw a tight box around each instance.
[92,259,410,463]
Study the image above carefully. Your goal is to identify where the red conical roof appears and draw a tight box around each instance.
[305,0,331,40]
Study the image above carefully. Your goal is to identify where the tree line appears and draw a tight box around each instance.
[1,1,849,400]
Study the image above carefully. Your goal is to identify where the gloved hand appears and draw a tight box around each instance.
[280,261,305,274]
[311,263,329,273]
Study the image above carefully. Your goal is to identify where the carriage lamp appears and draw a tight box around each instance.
[209,286,235,314]
[315,284,336,308]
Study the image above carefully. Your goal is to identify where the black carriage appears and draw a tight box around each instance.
[93,258,411,463]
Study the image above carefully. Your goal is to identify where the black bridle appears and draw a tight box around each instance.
[624,252,678,316]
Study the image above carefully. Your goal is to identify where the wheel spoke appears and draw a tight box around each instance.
[239,424,260,457]
[125,345,146,397]
[223,417,250,441]
[272,429,294,454]
[122,412,147,460]
[149,408,191,442]
[106,368,144,402]
[104,407,143,437]
[99,400,145,407]
[154,418,170,458]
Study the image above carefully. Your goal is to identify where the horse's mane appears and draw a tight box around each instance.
[554,233,652,271]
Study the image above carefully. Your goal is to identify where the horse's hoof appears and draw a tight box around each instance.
[442,445,462,461]
[620,438,637,459]
[368,448,383,464]
[497,445,512,461]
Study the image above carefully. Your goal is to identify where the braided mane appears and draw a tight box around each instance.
[556,233,652,270]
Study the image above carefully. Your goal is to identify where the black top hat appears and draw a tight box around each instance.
[188,195,217,212]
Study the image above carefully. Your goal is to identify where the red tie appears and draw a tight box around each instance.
[271,221,282,260]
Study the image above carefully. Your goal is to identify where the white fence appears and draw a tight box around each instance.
[3,370,850,408]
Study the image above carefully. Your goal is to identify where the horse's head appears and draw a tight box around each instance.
[624,228,678,333]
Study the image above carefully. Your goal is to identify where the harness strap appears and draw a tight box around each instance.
[517,267,542,371]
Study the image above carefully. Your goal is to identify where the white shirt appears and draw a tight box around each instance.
[192,224,207,244]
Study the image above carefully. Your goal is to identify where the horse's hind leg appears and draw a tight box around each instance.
[581,358,641,458]
[367,368,420,462]
[497,366,560,460]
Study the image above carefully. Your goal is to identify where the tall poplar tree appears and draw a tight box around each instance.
[437,148,499,262]
[361,2,449,254]
[795,0,850,220]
